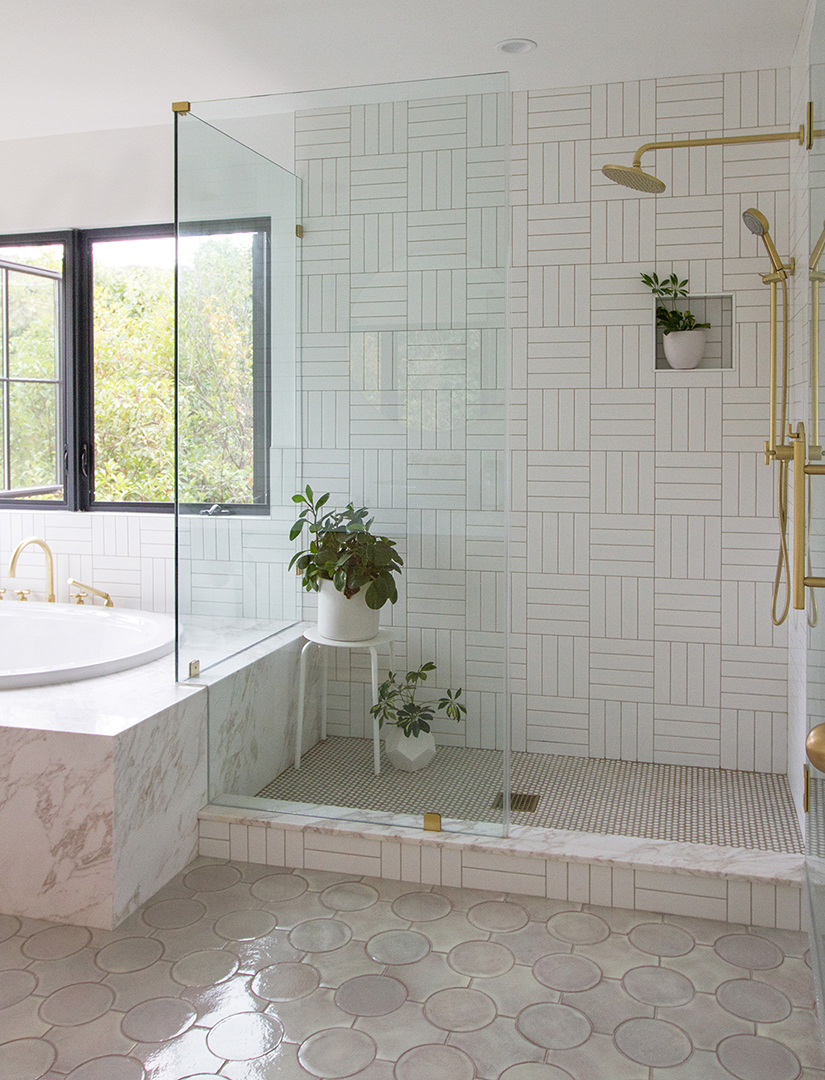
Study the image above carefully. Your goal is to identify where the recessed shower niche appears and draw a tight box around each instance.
[654,293,734,371]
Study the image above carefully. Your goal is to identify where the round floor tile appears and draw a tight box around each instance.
[95,936,164,974]
[366,929,431,965]
[517,1003,592,1049]
[717,1034,801,1080]
[499,1067,575,1080]
[121,996,197,1042]
[0,1037,56,1079]
[0,970,37,1010]
[335,974,407,1016]
[252,961,320,1001]
[206,1012,284,1060]
[533,953,602,992]
[546,911,609,945]
[629,922,695,957]
[213,909,277,942]
[424,987,497,1031]
[622,966,694,1006]
[391,891,452,922]
[250,873,309,903]
[182,863,242,893]
[614,1018,692,1067]
[448,939,515,978]
[717,979,793,1022]
[0,915,20,943]
[714,935,783,971]
[320,881,379,911]
[39,982,114,1026]
[141,898,205,930]
[298,1027,376,1078]
[468,900,530,932]
[394,1043,475,1080]
[171,949,239,987]
[288,918,352,953]
[65,1057,146,1080]
[21,924,91,960]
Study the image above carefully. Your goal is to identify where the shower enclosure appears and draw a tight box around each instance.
[176,73,512,837]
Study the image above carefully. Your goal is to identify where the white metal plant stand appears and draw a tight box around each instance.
[294,627,395,775]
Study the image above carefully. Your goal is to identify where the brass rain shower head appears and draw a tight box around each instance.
[602,125,807,196]
[600,163,666,194]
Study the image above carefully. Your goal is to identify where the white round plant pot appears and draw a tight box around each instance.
[385,726,436,772]
[317,578,380,641]
[663,329,706,370]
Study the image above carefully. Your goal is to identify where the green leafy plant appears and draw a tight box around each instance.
[640,271,710,335]
[289,487,403,610]
[371,662,467,738]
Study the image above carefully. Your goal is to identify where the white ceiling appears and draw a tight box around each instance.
[3,0,809,143]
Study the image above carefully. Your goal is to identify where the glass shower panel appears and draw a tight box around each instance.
[191,74,511,837]
[175,111,301,678]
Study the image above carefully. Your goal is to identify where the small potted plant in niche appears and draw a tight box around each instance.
[641,271,710,369]
[371,662,466,772]
[289,487,403,641]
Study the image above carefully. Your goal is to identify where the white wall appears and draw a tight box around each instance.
[0,125,172,233]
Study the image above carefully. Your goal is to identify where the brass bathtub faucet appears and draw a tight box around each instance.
[8,537,55,603]
[67,578,113,607]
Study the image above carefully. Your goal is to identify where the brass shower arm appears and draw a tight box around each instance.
[630,126,806,170]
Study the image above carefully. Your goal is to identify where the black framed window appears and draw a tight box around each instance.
[0,221,270,513]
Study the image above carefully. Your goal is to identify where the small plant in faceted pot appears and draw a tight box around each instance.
[641,271,710,369]
[371,662,467,772]
[289,487,403,640]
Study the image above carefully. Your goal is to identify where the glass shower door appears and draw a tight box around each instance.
[175,110,301,678]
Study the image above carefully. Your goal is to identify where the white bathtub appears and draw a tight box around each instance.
[0,603,175,689]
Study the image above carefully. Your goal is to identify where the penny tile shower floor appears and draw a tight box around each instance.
[1,858,823,1080]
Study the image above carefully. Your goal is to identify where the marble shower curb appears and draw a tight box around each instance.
[197,803,806,931]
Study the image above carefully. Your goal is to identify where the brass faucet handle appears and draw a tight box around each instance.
[0,588,5,600]
[69,592,87,605]
[14,589,30,601]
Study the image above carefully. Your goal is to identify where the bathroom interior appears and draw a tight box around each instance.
[4,0,825,1056]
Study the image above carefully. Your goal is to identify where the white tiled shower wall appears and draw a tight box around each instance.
[294,69,802,774]
[509,71,796,773]
[0,64,807,782]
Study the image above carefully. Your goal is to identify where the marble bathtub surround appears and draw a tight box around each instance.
[0,855,819,1079]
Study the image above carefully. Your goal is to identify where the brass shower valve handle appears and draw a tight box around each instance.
[14,589,30,601]
[69,592,87,605]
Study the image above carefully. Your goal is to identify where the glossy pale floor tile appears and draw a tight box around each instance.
[0,857,822,1079]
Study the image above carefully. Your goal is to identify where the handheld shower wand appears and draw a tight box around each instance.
[743,208,794,626]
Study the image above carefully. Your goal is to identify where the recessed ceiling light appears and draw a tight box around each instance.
[496,39,537,54]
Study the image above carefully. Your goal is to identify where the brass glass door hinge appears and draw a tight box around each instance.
[423,813,442,831]
[172,102,191,114]
[296,224,304,238]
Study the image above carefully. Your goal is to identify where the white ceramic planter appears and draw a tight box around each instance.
[317,578,380,641]
[384,726,436,772]
[663,328,706,370]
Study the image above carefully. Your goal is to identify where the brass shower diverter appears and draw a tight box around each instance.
[806,723,825,773]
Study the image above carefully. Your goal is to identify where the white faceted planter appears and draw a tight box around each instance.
[663,328,706,369]
[317,579,380,641]
[385,726,436,772]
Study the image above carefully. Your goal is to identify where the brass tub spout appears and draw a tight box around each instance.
[8,537,55,603]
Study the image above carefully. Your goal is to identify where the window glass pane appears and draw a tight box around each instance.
[178,232,259,504]
[7,271,59,379]
[92,236,175,503]
[0,245,63,273]
[0,240,64,502]
[8,381,59,489]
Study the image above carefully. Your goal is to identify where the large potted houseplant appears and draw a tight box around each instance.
[371,662,466,771]
[289,487,403,641]
[641,271,710,369]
